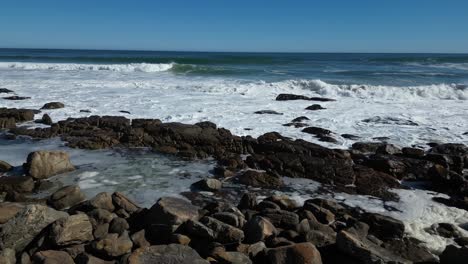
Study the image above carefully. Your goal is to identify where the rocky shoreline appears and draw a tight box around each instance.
[1,98,468,263]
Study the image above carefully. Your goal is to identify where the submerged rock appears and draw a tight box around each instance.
[305,104,326,110]
[254,110,283,115]
[41,102,65,109]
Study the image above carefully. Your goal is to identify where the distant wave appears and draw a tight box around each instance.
[0,62,175,73]
[406,62,468,71]
[272,79,468,100]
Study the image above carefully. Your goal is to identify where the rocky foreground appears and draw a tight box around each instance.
[1,101,468,263]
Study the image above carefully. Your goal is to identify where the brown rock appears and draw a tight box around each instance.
[266,242,322,264]
[48,185,86,210]
[50,214,94,246]
[0,176,35,193]
[0,202,24,224]
[127,244,209,264]
[41,102,65,109]
[24,151,75,179]
[32,250,74,264]
[91,232,133,258]
[147,196,199,227]
[238,170,283,188]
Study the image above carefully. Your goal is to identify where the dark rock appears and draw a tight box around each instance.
[80,109,91,113]
[376,144,402,155]
[109,217,129,235]
[192,178,222,192]
[213,251,252,264]
[3,96,30,100]
[260,208,300,229]
[41,102,65,109]
[254,110,283,115]
[257,200,281,210]
[75,253,115,264]
[238,193,257,210]
[362,213,405,240]
[362,116,418,126]
[89,192,115,212]
[0,204,68,252]
[283,122,309,128]
[32,250,74,264]
[184,219,216,240]
[0,202,24,224]
[302,127,332,136]
[440,245,468,264]
[0,88,14,93]
[50,213,94,246]
[0,160,12,172]
[112,192,139,214]
[291,116,310,123]
[305,198,345,214]
[401,147,425,158]
[276,93,335,102]
[265,195,299,210]
[305,104,325,110]
[425,223,462,238]
[200,216,245,244]
[147,197,199,227]
[0,108,35,122]
[130,229,150,248]
[351,142,385,154]
[243,216,277,243]
[0,175,35,193]
[237,170,283,188]
[41,114,53,125]
[353,166,400,201]
[48,185,86,210]
[341,134,360,140]
[382,237,438,263]
[303,202,335,225]
[119,110,131,114]
[126,244,209,264]
[212,212,244,228]
[0,117,16,129]
[24,151,75,180]
[266,242,322,264]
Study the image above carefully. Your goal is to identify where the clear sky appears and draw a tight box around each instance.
[1,0,467,53]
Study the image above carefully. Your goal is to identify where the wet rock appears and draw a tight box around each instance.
[62,244,86,259]
[50,213,94,246]
[24,151,75,179]
[212,212,244,228]
[382,237,438,263]
[119,110,131,114]
[192,178,222,192]
[283,122,309,128]
[75,253,115,264]
[109,217,129,235]
[266,242,322,264]
[126,244,209,264]
[112,192,139,214]
[353,166,400,200]
[48,185,86,210]
[362,213,405,240]
[87,209,114,225]
[291,116,310,123]
[260,208,300,229]
[303,202,335,225]
[0,248,15,264]
[243,216,277,243]
[305,198,345,214]
[0,204,68,252]
[200,216,245,244]
[302,126,332,136]
[89,192,115,212]
[0,175,35,193]
[147,197,199,227]
[184,219,216,240]
[276,93,335,102]
[0,88,14,93]
[425,223,462,238]
[258,201,281,210]
[0,160,13,172]
[213,251,252,264]
[32,250,74,264]
[80,109,91,113]
[41,102,65,109]
[265,195,299,210]
[41,114,53,125]
[254,110,283,115]
[341,134,360,140]
[376,144,402,155]
[362,116,418,126]
[238,193,257,210]
[3,96,31,100]
[305,104,325,110]
[91,232,133,258]
[401,147,425,158]
[0,117,16,129]
[237,170,283,188]
[0,108,35,122]
[440,245,468,264]
[351,142,385,154]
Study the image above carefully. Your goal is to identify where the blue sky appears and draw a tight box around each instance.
[1,0,467,53]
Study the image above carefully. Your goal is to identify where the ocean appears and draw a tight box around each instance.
[1,48,468,252]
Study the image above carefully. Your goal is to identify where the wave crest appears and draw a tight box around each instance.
[272,79,468,100]
[0,62,174,72]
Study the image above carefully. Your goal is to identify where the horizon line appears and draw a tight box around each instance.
[0,47,467,55]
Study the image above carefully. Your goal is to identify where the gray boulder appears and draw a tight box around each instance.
[48,185,86,210]
[147,197,199,227]
[126,244,209,264]
[50,214,94,246]
[24,151,75,179]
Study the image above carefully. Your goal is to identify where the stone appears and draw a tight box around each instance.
[112,192,139,214]
[147,197,199,227]
[131,229,150,248]
[200,216,245,244]
[170,233,191,245]
[265,195,299,210]
[41,114,53,125]
[62,244,86,259]
[75,253,115,264]
[0,202,24,224]
[237,170,283,188]
[440,245,468,264]
[0,160,13,172]
[376,144,402,155]
[109,217,129,234]
[362,213,405,240]
[184,219,216,240]
[303,202,335,225]
[266,242,322,264]
[238,193,257,210]
[291,116,310,123]
[91,232,133,258]
[41,102,65,109]
[127,244,209,264]
[257,201,281,210]
[212,212,243,228]
[402,147,425,158]
[48,185,86,210]
[0,204,68,252]
[0,108,35,122]
[192,178,222,192]
[3,96,30,100]
[89,192,115,212]
[305,104,325,110]
[0,248,15,264]
[0,176,34,193]
[276,94,335,102]
[254,110,283,115]
[0,118,16,129]
[50,214,94,246]
[32,250,74,264]
[0,88,14,93]
[24,151,75,179]
[243,216,277,243]
[302,127,332,136]
[213,251,252,264]
[260,209,300,229]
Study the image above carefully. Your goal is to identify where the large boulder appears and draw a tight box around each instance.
[266,242,322,264]
[91,232,133,258]
[50,214,94,246]
[440,245,468,264]
[48,185,86,210]
[24,151,75,179]
[0,175,35,193]
[0,108,35,122]
[0,204,68,252]
[146,197,199,227]
[200,216,245,244]
[32,250,74,264]
[127,244,209,264]
[0,160,13,172]
[243,216,277,243]
[0,202,24,224]
[237,170,283,188]
[0,248,15,264]
[0,118,15,129]
[41,102,65,109]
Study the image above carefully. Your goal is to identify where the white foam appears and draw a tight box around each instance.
[0,62,174,72]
